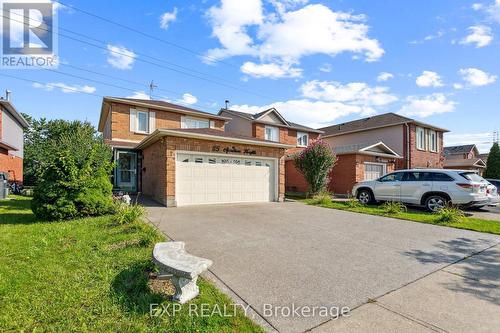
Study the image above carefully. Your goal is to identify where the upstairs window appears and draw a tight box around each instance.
[181,116,209,129]
[265,126,279,142]
[428,130,437,152]
[416,127,425,150]
[130,108,154,134]
[297,132,309,147]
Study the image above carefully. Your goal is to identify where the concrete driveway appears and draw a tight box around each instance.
[146,201,500,333]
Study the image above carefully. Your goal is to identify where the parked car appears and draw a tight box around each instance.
[485,179,500,206]
[352,169,489,212]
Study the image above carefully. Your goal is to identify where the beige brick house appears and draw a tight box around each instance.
[98,97,293,206]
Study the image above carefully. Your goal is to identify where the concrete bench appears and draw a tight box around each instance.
[152,242,213,304]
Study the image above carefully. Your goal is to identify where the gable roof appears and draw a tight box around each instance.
[444,158,486,168]
[320,112,449,137]
[98,97,231,132]
[443,144,477,156]
[219,108,324,134]
[0,99,29,128]
[332,141,402,158]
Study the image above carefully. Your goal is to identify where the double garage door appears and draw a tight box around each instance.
[176,153,276,206]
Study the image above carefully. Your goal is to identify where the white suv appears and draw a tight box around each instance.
[352,169,489,212]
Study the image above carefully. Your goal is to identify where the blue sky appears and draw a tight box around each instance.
[1,0,499,152]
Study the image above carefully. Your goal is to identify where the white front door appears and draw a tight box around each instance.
[175,153,276,206]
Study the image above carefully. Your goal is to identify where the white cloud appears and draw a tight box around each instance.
[126,91,150,99]
[444,132,494,153]
[177,93,198,105]
[241,61,302,78]
[319,63,332,73]
[205,1,383,78]
[416,71,444,87]
[486,0,500,23]
[377,72,394,82]
[472,3,484,10]
[453,83,464,90]
[160,8,178,30]
[459,67,497,86]
[106,44,136,70]
[460,25,493,48]
[300,80,398,106]
[33,82,96,94]
[399,93,456,118]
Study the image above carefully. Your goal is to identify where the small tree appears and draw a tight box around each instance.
[293,140,337,195]
[31,123,114,220]
[484,142,500,179]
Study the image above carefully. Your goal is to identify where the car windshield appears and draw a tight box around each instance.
[460,172,486,183]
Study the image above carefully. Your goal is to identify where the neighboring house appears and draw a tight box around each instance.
[444,144,487,175]
[318,113,449,195]
[0,96,28,184]
[218,108,324,193]
[98,97,294,206]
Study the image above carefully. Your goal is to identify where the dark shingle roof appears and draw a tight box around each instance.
[319,112,448,137]
[118,98,220,118]
[443,144,476,155]
[165,128,279,143]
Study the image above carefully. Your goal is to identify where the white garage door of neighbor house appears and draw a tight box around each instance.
[364,163,386,181]
[176,153,276,206]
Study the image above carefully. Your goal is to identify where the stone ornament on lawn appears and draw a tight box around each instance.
[152,242,213,304]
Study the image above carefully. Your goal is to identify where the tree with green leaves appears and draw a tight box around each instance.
[484,142,500,179]
[293,140,337,195]
[25,117,114,220]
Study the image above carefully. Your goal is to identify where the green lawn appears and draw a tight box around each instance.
[301,199,500,235]
[0,196,262,333]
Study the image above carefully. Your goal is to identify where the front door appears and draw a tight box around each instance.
[116,151,137,192]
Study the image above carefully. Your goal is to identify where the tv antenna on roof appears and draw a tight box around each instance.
[149,81,158,99]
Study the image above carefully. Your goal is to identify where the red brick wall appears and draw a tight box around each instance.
[285,160,309,193]
[0,150,23,182]
[110,102,225,142]
[397,124,445,169]
[141,139,167,204]
[328,154,396,195]
[0,108,2,140]
[407,124,444,169]
[141,136,286,206]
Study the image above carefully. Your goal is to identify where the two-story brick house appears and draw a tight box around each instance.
[318,113,449,195]
[217,108,325,193]
[0,97,28,184]
[443,144,486,175]
[98,97,294,206]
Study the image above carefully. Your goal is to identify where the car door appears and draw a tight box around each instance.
[400,171,433,204]
[374,172,404,201]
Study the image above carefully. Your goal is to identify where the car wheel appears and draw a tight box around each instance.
[357,190,373,205]
[425,195,447,212]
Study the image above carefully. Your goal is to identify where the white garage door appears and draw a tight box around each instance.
[176,153,276,206]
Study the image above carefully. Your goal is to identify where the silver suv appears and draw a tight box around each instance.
[352,169,489,212]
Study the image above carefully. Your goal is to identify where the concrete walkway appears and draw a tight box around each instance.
[145,200,500,333]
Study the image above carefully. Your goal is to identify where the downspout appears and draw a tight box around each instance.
[405,123,410,169]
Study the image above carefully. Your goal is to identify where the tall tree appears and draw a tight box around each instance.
[484,142,500,179]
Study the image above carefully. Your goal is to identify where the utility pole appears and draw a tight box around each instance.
[149,81,158,99]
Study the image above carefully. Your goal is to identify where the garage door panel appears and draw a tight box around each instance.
[176,154,275,206]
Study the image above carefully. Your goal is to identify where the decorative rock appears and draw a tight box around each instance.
[152,242,213,304]
[121,194,131,205]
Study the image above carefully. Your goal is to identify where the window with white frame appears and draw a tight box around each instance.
[416,126,425,150]
[428,130,437,152]
[130,109,150,134]
[265,126,279,142]
[297,132,308,147]
[181,116,209,129]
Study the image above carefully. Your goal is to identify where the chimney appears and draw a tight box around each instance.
[5,90,11,101]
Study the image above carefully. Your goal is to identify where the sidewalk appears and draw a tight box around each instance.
[312,244,500,332]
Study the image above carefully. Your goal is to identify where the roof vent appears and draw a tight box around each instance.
[5,90,11,101]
